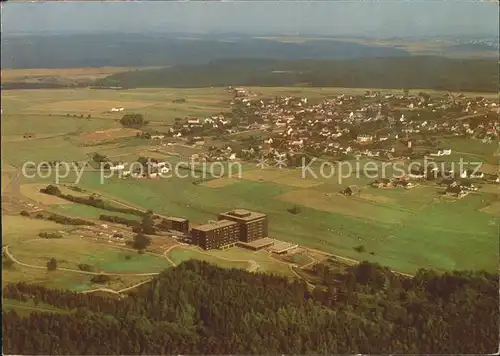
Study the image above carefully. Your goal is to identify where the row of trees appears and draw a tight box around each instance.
[40,185,145,217]
[119,113,148,127]
[2,260,498,354]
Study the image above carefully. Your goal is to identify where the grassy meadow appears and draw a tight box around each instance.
[25,164,498,274]
[2,87,499,277]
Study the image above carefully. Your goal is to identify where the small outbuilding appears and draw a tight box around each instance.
[343,185,360,196]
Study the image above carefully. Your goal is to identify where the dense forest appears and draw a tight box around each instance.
[1,33,410,69]
[3,260,498,354]
[96,57,498,92]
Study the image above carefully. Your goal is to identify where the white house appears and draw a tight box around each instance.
[357,134,374,144]
[151,161,167,168]
[110,163,125,171]
[150,135,165,140]
[159,166,170,174]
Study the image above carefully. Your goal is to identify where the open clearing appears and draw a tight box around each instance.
[208,247,295,277]
[78,128,141,142]
[480,202,500,217]
[1,67,143,82]
[202,177,240,188]
[29,168,498,274]
[2,262,152,292]
[20,184,73,205]
[24,100,155,115]
[166,246,249,270]
[3,87,498,276]
[243,168,324,188]
[2,216,67,246]
[276,189,409,223]
[7,236,172,273]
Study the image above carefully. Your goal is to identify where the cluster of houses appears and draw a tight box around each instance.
[108,159,170,179]
[218,89,499,162]
[132,87,497,170]
[371,177,416,190]
[123,88,498,193]
[444,180,479,199]
[167,115,231,139]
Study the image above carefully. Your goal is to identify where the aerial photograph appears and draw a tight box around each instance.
[1,0,499,354]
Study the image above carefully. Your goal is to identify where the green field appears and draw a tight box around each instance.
[7,236,172,273]
[208,247,296,276]
[2,216,68,246]
[3,87,499,276]
[50,203,141,221]
[30,166,498,273]
[167,246,249,270]
[1,216,169,291]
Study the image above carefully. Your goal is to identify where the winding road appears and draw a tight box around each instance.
[2,245,159,277]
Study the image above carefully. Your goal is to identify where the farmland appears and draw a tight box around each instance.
[23,165,498,274]
[2,85,499,290]
[1,215,167,291]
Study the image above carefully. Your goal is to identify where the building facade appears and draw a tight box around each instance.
[165,217,189,234]
[218,209,268,242]
[191,220,240,250]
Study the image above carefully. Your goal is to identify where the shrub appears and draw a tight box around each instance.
[38,232,63,239]
[48,214,94,226]
[46,258,57,271]
[100,214,139,228]
[132,234,151,250]
[2,256,14,269]
[354,245,366,253]
[120,113,146,127]
[40,184,61,196]
[20,210,30,217]
[287,205,302,215]
[90,275,111,284]
[78,264,94,272]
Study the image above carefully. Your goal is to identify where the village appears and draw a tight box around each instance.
[104,87,499,200]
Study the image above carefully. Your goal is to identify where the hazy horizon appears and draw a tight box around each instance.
[1,1,498,38]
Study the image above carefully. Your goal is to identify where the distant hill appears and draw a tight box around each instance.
[96,56,499,92]
[448,43,499,53]
[1,33,410,69]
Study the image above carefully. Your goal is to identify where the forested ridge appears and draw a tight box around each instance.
[2,260,498,354]
[2,34,409,69]
[96,57,499,92]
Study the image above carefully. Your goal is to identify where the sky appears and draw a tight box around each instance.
[1,1,498,38]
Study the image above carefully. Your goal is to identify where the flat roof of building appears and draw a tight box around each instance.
[238,237,274,249]
[269,239,299,253]
[166,216,188,223]
[219,209,267,221]
[192,219,238,232]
